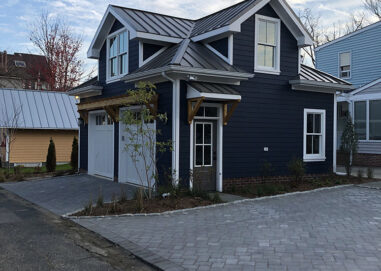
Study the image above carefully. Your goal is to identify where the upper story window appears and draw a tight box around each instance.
[254,15,281,75]
[339,52,351,79]
[107,30,128,82]
[303,109,326,162]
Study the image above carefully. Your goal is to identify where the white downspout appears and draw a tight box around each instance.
[162,72,180,186]
[5,133,9,163]
[333,92,337,173]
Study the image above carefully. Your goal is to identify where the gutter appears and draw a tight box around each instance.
[161,71,180,187]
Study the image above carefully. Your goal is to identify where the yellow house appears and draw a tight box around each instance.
[0,89,79,167]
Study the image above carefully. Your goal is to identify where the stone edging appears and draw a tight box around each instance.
[64,184,354,219]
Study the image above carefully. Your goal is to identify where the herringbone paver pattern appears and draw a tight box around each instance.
[75,186,381,270]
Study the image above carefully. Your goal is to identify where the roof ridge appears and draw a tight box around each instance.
[170,39,191,64]
[110,4,195,22]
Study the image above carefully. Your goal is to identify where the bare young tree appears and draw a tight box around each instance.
[1,105,22,172]
[364,0,381,20]
[29,12,84,92]
[298,8,323,66]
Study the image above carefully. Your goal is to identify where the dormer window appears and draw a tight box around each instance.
[254,15,281,75]
[107,29,128,82]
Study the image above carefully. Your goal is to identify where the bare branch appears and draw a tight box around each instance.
[363,0,381,20]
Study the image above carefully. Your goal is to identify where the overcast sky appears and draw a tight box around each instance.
[0,0,372,74]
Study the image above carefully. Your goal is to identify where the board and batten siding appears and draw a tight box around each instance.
[316,22,381,88]
[10,129,78,164]
[223,4,334,178]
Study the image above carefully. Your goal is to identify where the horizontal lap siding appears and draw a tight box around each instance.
[358,141,381,154]
[224,4,333,179]
[10,129,78,163]
[316,23,381,88]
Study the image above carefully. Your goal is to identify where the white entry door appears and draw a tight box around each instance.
[88,111,114,179]
[118,108,155,186]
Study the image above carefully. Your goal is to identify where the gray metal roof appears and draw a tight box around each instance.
[299,65,351,86]
[131,39,248,75]
[191,0,258,37]
[188,82,240,95]
[111,5,194,39]
[0,89,79,130]
[354,77,381,95]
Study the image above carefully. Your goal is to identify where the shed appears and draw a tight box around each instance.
[0,88,79,166]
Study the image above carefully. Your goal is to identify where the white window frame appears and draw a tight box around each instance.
[353,99,381,142]
[194,121,213,167]
[254,14,281,75]
[106,28,129,83]
[338,51,351,79]
[303,109,326,162]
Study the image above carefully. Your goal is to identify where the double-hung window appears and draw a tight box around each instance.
[303,109,326,162]
[255,15,281,74]
[107,30,128,81]
[339,52,351,79]
[354,101,366,140]
[354,100,381,141]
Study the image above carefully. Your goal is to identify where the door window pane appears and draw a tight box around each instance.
[370,100,381,140]
[354,101,366,140]
[195,146,203,166]
[204,146,211,166]
[204,124,211,144]
[196,124,203,144]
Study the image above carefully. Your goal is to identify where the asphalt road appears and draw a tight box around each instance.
[0,187,153,271]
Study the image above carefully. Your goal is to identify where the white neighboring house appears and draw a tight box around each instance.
[337,77,381,167]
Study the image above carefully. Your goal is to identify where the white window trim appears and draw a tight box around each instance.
[106,28,129,84]
[338,51,351,80]
[354,99,381,142]
[303,109,326,162]
[203,34,234,65]
[138,41,168,67]
[254,14,281,75]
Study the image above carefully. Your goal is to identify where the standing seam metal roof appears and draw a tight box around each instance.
[299,65,351,86]
[0,89,79,130]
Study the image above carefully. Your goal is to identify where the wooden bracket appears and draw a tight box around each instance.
[223,100,240,125]
[78,110,88,124]
[188,97,205,124]
[104,106,119,122]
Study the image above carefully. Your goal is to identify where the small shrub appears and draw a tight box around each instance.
[357,169,364,180]
[340,116,358,176]
[119,187,128,203]
[288,158,305,182]
[260,161,273,181]
[13,165,23,175]
[211,193,223,204]
[134,188,144,212]
[367,168,374,179]
[96,189,104,208]
[190,188,210,200]
[84,199,93,215]
[46,138,57,172]
[70,137,78,171]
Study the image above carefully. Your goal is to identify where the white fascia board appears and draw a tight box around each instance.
[191,26,235,42]
[351,77,381,95]
[135,32,183,44]
[187,85,241,100]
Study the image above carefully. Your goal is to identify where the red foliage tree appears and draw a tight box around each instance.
[29,12,84,92]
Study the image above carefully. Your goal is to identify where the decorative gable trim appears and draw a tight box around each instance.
[204,34,234,65]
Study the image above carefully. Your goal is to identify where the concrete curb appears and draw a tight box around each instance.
[65,184,354,219]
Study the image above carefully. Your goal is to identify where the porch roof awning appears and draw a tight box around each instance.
[187,82,241,101]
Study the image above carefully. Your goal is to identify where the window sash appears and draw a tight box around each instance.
[108,30,128,79]
[304,110,325,161]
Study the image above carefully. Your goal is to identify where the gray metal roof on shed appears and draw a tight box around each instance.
[111,5,195,39]
[0,89,79,130]
[299,64,351,86]
[188,82,240,95]
[131,39,248,75]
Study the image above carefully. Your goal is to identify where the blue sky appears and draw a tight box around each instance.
[0,0,371,74]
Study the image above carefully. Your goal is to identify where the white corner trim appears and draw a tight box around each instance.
[333,93,337,172]
[303,108,326,163]
[254,14,281,75]
[138,41,168,68]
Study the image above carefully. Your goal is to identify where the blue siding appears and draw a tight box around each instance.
[79,123,88,171]
[223,4,333,178]
[316,22,381,88]
[209,37,229,58]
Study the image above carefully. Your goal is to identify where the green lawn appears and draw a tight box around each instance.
[0,164,72,175]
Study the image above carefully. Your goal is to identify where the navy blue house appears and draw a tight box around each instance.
[69,0,352,191]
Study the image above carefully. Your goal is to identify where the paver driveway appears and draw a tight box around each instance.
[0,174,136,215]
[74,185,381,271]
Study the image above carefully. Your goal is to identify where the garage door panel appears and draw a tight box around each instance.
[88,112,114,179]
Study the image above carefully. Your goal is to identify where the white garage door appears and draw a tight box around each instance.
[88,111,114,179]
[119,108,155,186]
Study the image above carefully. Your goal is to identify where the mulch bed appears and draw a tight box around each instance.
[227,175,377,198]
[73,196,218,216]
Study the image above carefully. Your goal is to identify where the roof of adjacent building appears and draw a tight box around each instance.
[0,88,79,130]
[315,21,381,52]
[299,64,352,86]
[70,76,99,91]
